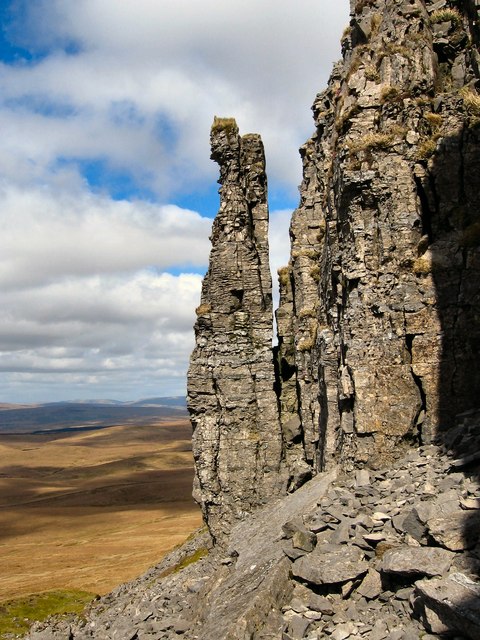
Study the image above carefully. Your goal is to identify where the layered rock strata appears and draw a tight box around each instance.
[189,0,480,538]
[187,118,288,541]
[278,0,480,471]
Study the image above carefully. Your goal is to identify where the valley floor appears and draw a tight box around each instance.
[0,419,202,600]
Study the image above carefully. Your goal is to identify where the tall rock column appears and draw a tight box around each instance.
[187,118,287,542]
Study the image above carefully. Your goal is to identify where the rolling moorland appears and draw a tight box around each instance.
[0,399,202,602]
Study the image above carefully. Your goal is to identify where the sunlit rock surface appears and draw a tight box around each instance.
[187,118,288,542]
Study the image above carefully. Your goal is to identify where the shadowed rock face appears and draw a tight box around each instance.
[187,118,288,542]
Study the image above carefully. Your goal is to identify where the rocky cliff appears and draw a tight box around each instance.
[188,0,480,537]
[282,0,480,473]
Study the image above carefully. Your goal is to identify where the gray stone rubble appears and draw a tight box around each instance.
[27,440,480,639]
[280,441,480,640]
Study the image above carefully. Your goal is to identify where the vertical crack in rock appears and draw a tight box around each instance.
[187,118,288,542]
[405,332,427,445]
[275,265,312,490]
[413,170,434,243]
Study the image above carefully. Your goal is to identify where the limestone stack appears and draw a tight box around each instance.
[187,118,288,542]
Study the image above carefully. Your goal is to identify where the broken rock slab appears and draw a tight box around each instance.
[356,567,383,600]
[292,544,369,586]
[427,510,480,551]
[380,545,455,578]
[282,518,317,552]
[414,572,480,640]
[193,470,337,640]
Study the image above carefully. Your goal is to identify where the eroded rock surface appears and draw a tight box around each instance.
[277,0,480,471]
[187,118,288,542]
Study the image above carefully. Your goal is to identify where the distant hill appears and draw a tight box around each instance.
[0,397,188,434]
[130,397,188,407]
[47,396,187,408]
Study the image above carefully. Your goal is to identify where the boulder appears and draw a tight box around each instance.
[414,573,480,640]
[292,544,368,586]
[380,546,455,578]
[427,510,480,551]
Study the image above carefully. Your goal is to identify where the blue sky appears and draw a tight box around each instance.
[0,0,349,403]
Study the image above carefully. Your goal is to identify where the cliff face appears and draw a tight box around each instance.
[282,0,480,472]
[189,0,480,536]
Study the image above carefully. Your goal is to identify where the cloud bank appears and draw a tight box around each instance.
[0,0,349,402]
[0,186,209,401]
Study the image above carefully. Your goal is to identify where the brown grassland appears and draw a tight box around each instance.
[0,419,202,601]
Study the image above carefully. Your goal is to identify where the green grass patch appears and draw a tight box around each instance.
[310,266,321,283]
[0,590,96,638]
[348,132,395,154]
[413,255,432,275]
[416,134,441,160]
[424,112,443,130]
[380,85,400,103]
[211,116,238,136]
[195,303,212,316]
[174,547,209,572]
[430,8,462,27]
[299,307,317,320]
[461,87,480,116]
[277,266,291,287]
[158,547,209,581]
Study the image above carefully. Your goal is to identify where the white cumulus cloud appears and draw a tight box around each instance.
[0,0,350,402]
[0,185,211,289]
[1,0,350,196]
